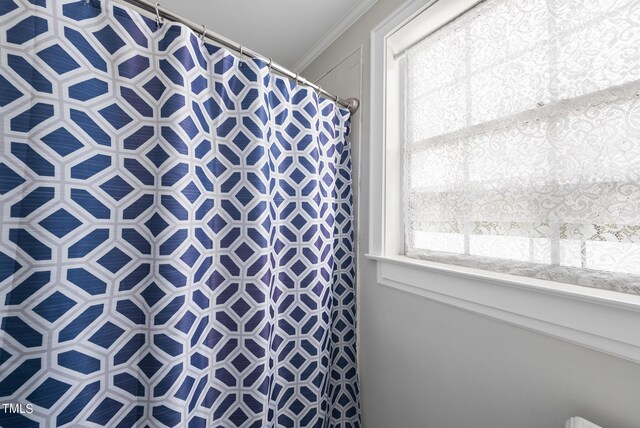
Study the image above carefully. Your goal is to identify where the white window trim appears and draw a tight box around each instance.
[368,0,640,364]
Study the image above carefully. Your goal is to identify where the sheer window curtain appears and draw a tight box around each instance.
[403,0,640,294]
[0,0,360,426]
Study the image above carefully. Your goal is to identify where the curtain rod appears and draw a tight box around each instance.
[115,0,360,114]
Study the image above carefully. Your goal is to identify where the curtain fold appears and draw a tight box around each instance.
[0,0,360,426]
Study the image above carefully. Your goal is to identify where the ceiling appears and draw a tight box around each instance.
[159,0,374,71]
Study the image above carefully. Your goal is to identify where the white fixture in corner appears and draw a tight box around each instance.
[566,417,603,428]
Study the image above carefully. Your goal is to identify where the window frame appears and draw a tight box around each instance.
[368,0,640,364]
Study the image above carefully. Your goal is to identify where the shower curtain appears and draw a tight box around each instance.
[0,0,360,426]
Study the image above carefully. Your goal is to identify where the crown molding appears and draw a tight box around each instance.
[294,0,378,73]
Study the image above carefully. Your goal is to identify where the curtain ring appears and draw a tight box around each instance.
[155,3,163,26]
[334,94,340,104]
[200,24,206,41]
[316,86,322,97]
[268,58,273,72]
[294,73,299,86]
[239,45,244,63]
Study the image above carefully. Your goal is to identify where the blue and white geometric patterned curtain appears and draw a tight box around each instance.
[0,0,360,426]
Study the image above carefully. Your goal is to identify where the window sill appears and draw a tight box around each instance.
[365,253,640,364]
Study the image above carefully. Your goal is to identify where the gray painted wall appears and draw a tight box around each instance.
[302,1,640,426]
[157,0,365,68]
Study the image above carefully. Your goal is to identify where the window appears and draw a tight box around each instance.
[393,0,640,294]
[369,0,640,366]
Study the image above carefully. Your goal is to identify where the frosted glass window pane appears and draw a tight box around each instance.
[554,1,640,99]
[407,82,468,142]
[407,28,466,99]
[468,47,550,125]
[402,0,640,293]
[408,142,465,190]
[559,240,583,268]
[414,232,465,254]
[586,242,640,276]
[468,0,548,71]
[531,238,552,264]
[470,235,530,262]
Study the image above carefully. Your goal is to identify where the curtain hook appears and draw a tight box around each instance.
[294,73,299,86]
[155,3,163,26]
[268,58,273,72]
[239,45,244,63]
[200,24,206,41]
[316,86,322,98]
